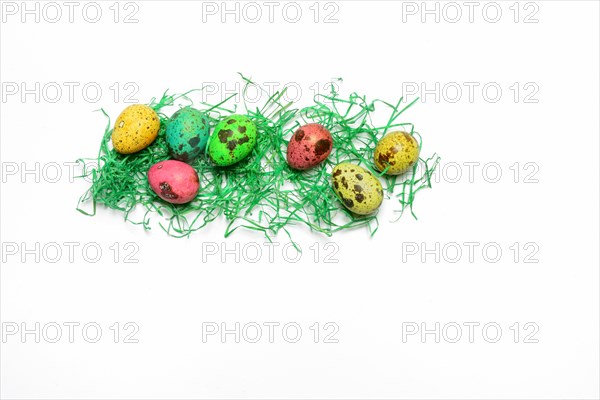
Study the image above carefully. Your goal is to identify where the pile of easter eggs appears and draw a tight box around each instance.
[111,104,420,215]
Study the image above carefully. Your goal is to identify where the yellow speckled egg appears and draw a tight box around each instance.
[374,131,420,175]
[331,163,383,215]
[111,104,160,154]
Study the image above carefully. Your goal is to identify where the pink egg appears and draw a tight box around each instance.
[148,160,199,204]
[286,123,333,170]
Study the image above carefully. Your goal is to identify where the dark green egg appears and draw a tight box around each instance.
[166,107,210,163]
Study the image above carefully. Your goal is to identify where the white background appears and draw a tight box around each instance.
[1,0,599,399]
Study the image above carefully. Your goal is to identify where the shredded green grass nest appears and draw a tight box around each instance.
[76,75,440,239]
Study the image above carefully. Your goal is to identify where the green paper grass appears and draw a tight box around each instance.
[76,75,440,239]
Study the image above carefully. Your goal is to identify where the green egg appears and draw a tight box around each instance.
[207,114,257,166]
[166,107,210,163]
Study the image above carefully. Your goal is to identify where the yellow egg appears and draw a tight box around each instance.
[331,163,383,215]
[374,131,420,175]
[111,104,160,154]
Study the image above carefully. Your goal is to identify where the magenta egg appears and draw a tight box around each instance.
[286,123,333,170]
[148,160,199,204]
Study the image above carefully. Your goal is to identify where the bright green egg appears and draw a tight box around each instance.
[207,114,257,166]
[166,107,210,163]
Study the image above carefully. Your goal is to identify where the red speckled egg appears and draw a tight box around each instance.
[286,123,333,170]
[148,160,199,204]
